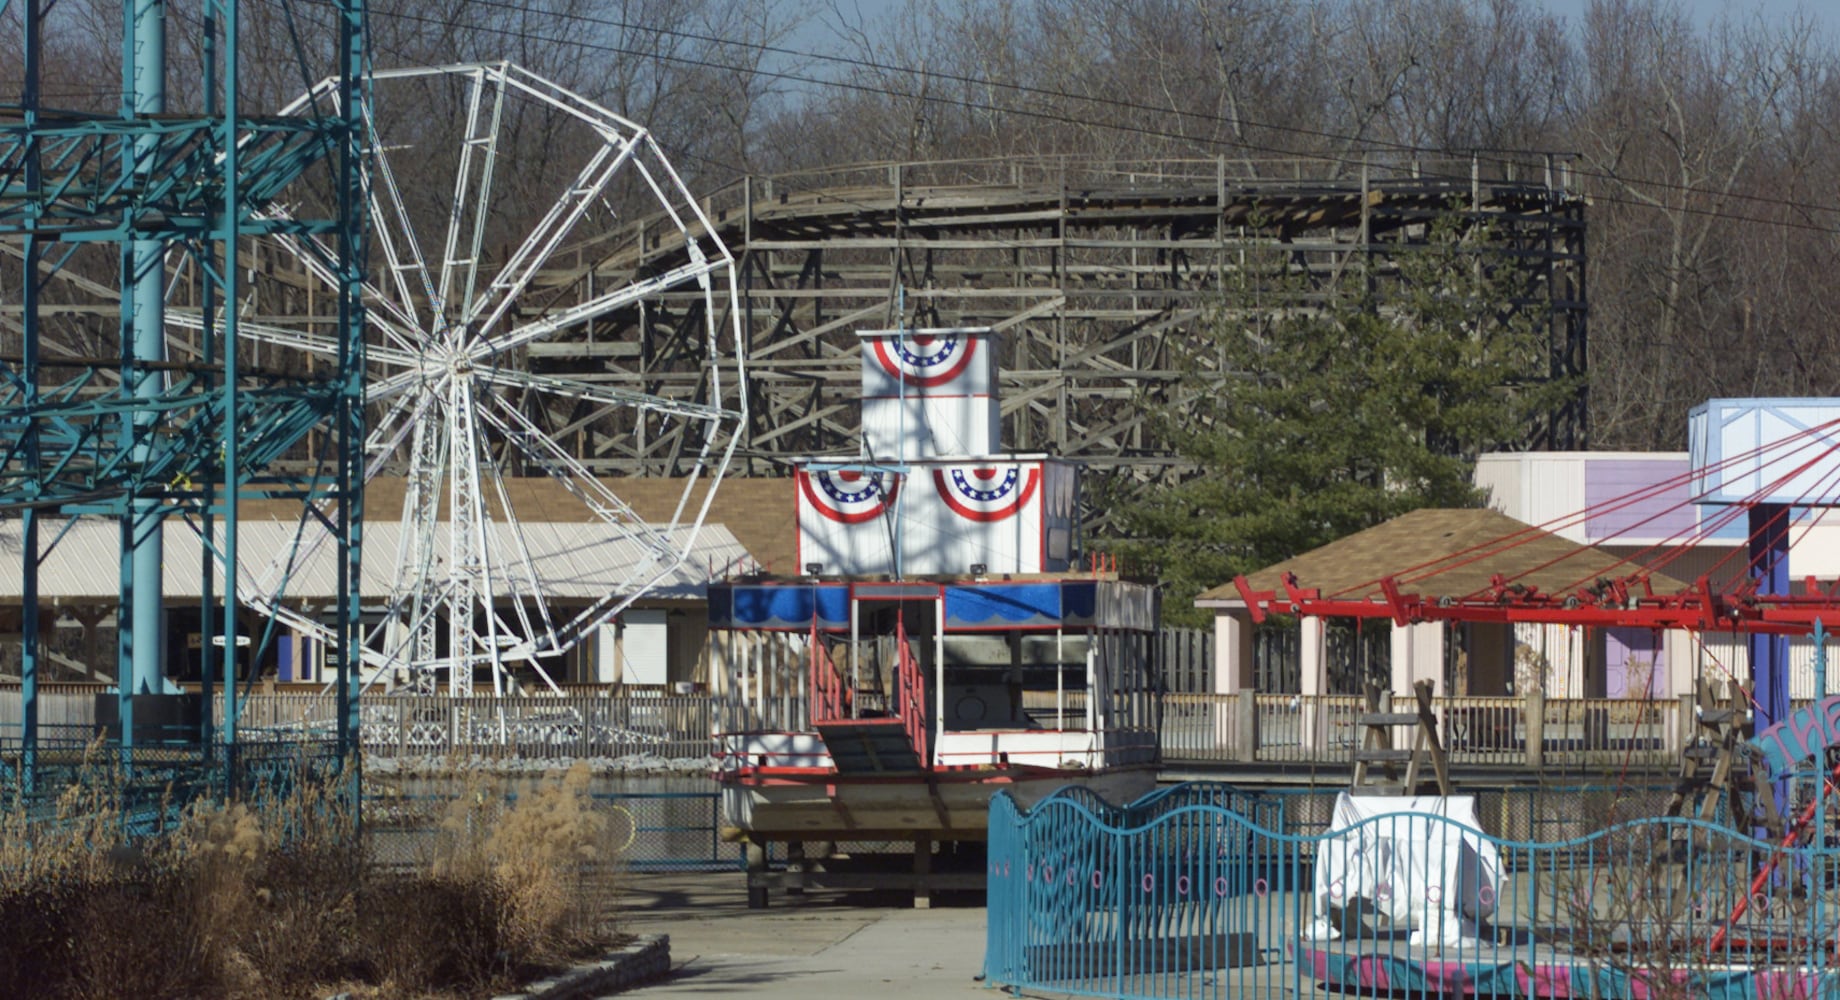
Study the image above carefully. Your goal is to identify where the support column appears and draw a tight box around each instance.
[913,834,933,910]
[20,5,43,786]
[123,0,169,708]
[1214,610,1255,754]
[1562,626,1587,699]
[1391,621,1443,745]
[1751,504,1792,819]
[1299,615,1326,752]
[1390,621,1444,695]
[1662,629,1696,703]
[745,840,769,909]
[786,841,806,896]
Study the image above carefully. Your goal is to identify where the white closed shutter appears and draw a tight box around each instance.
[619,609,670,685]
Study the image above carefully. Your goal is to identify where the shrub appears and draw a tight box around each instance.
[0,754,626,998]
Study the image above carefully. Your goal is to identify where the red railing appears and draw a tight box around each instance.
[894,617,930,766]
[809,620,847,724]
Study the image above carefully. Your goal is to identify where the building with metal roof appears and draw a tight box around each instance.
[0,477,794,690]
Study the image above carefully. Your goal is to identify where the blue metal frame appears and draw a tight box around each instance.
[0,1,367,787]
[986,782,1840,999]
[0,735,345,843]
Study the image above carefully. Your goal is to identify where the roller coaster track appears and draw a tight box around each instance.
[517,155,1586,501]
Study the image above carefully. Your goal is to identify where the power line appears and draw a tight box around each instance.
[351,0,1840,227]
[20,0,1840,232]
[228,0,1840,240]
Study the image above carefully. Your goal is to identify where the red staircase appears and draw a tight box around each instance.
[810,618,930,774]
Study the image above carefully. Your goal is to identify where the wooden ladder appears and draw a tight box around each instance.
[1350,679,1452,797]
[1664,680,1780,834]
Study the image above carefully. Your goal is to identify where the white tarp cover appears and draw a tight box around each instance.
[1310,793,1503,946]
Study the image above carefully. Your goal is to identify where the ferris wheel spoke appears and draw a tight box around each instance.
[168,310,423,374]
[473,365,735,424]
[270,75,342,118]
[476,442,565,669]
[475,397,680,558]
[623,130,738,263]
[468,251,728,361]
[549,552,689,657]
[361,388,431,470]
[364,110,440,327]
[464,139,634,339]
[250,211,423,339]
[437,65,509,326]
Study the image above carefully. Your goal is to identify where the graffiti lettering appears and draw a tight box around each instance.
[1756,695,1840,780]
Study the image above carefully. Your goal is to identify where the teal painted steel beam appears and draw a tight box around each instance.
[18,0,43,791]
[333,0,367,776]
[2,0,368,774]
[0,118,341,236]
[216,0,242,747]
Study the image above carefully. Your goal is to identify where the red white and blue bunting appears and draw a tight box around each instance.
[933,465,1039,522]
[798,468,902,524]
[869,330,979,389]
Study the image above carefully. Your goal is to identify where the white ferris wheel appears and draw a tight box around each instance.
[188,63,746,696]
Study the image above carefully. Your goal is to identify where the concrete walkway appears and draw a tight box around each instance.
[619,872,1014,999]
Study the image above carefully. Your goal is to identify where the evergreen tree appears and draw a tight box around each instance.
[1108,216,1578,626]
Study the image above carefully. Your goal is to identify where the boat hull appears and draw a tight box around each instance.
[717,764,1155,839]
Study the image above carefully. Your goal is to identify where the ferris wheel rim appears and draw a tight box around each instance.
[215,61,748,697]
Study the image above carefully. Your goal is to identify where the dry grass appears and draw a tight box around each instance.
[431,763,616,961]
[0,750,626,999]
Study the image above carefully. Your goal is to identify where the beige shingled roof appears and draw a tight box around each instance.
[1195,507,1690,607]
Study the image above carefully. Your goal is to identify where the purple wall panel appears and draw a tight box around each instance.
[1604,626,1660,699]
[1584,458,1696,542]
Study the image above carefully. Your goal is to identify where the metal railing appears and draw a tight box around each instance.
[985,782,1839,1000]
[1158,691,1685,769]
[0,687,1692,769]
[225,693,713,760]
[0,735,346,841]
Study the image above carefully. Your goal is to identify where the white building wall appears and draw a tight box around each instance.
[1481,450,1840,701]
[1475,453,1591,544]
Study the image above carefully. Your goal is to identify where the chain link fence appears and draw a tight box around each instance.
[363,788,741,872]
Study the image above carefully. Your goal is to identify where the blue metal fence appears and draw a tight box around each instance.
[0,736,348,841]
[985,782,1840,999]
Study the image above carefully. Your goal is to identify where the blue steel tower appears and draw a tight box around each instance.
[0,1,368,787]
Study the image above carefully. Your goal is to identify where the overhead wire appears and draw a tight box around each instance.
[255,0,1840,240]
[15,0,1840,242]
[354,0,1840,225]
[1312,424,1822,601]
